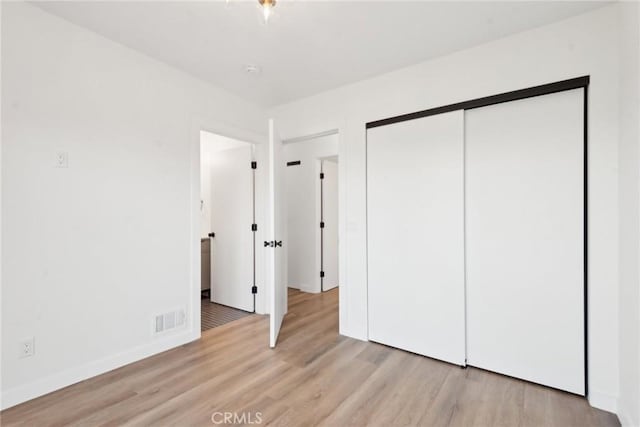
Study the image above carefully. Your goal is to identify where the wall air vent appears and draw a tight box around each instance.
[153,308,186,335]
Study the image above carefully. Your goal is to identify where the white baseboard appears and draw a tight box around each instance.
[618,402,640,427]
[588,389,618,414]
[1,328,199,411]
[300,285,320,294]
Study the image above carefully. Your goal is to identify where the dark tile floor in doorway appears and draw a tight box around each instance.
[201,298,253,332]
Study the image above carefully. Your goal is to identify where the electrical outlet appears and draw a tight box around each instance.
[19,337,35,358]
[55,151,68,168]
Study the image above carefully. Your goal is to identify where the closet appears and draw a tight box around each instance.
[367,110,466,366]
[366,78,586,395]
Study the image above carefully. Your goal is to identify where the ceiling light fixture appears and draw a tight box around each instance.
[258,0,276,23]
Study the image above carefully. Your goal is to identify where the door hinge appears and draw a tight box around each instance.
[251,224,258,232]
[251,161,257,169]
[252,285,258,294]
[320,271,325,278]
[208,232,215,238]
[320,221,325,229]
[320,172,325,179]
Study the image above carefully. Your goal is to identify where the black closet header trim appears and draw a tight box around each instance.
[366,76,590,129]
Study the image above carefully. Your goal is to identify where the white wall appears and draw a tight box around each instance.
[284,134,338,293]
[1,2,266,409]
[617,3,640,426]
[271,4,623,413]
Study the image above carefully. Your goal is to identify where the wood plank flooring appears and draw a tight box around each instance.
[1,288,619,426]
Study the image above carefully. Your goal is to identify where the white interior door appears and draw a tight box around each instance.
[367,110,466,365]
[267,119,288,348]
[465,89,585,394]
[322,159,339,291]
[210,145,254,312]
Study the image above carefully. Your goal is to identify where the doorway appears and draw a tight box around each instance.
[260,128,340,347]
[284,132,339,296]
[200,130,256,331]
[319,156,339,292]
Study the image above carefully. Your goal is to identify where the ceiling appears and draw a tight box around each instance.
[34,1,609,107]
[200,130,250,153]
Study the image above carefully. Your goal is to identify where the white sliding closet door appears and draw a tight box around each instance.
[367,110,465,365]
[465,89,584,394]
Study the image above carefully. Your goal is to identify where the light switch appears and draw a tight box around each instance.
[56,151,68,168]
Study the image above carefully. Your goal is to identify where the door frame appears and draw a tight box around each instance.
[190,116,267,341]
[315,156,339,293]
[282,128,345,318]
[365,75,590,395]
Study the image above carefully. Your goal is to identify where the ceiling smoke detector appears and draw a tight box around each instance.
[245,64,262,75]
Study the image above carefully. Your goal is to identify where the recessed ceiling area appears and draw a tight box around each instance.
[33,1,609,107]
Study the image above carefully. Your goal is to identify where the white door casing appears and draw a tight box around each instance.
[322,159,339,291]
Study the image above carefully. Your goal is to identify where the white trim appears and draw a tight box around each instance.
[337,124,349,338]
[283,129,339,145]
[588,389,619,413]
[617,403,639,427]
[1,329,198,410]
[315,158,323,294]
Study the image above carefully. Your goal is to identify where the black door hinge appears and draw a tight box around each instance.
[208,232,215,238]
[252,285,258,294]
[251,224,258,232]
[320,222,325,228]
[251,161,257,169]
[320,271,325,278]
[320,172,325,179]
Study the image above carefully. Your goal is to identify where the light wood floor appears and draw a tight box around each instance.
[1,288,619,427]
